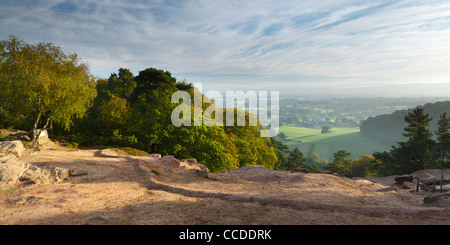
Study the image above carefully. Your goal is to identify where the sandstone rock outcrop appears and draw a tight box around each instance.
[35,129,51,146]
[0,140,25,158]
[0,154,69,191]
[161,155,181,171]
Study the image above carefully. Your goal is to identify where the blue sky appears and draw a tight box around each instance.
[2,0,450,96]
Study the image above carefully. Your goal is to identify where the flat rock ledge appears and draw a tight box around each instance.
[0,154,68,191]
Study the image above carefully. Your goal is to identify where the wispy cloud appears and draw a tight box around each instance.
[1,0,450,95]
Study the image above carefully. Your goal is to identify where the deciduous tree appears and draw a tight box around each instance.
[0,35,96,145]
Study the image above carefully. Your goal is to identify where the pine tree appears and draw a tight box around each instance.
[436,113,450,168]
[284,147,307,170]
[395,107,435,173]
[327,150,352,176]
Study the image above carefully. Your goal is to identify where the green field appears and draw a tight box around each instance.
[279,125,391,161]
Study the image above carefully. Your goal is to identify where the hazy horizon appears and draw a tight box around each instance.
[2,0,450,97]
[200,82,450,99]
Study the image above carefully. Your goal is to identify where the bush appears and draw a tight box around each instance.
[115,147,149,156]
[64,141,79,149]
[109,129,139,148]
[321,125,332,134]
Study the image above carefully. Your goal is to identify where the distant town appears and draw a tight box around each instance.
[279,97,450,127]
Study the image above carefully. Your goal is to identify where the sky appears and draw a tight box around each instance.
[1,0,450,97]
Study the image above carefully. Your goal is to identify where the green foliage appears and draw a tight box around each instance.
[106,68,136,100]
[2,36,366,174]
[0,134,16,141]
[321,124,332,134]
[0,35,96,137]
[436,113,450,168]
[175,79,193,91]
[193,126,239,172]
[361,101,450,145]
[326,150,352,176]
[114,147,150,156]
[351,155,379,177]
[224,114,278,169]
[322,151,379,177]
[130,67,177,102]
[53,65,252,173]
[281,147,307,170]
[276,132,287,140]
[98,95,132,132]
[373,150,396,176]
[305,153,324,172]
[161,125,239,172]
[0,107,9,129]
[279,126,390,162]
[64,141,79,149]
[269,139,325,172]
[109,130,139,148]
[396,108,436,172]
[373,108,446,176]
[268,138,290,170]
[130,82,178,153]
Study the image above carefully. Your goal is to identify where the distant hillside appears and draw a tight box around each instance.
[360,101,450,146]
[279,126,391,161]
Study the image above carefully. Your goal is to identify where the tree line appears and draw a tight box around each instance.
[373,108,450,176]
[326,107,450,177]
[0,35,311,173]
[360,100,450,145]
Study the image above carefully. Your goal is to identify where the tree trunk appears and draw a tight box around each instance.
[31,111,42,146]
[31,111,51,147]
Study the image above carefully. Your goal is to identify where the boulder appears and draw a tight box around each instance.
[0,140,25,157]
[0,154,69,191]
[182,158,198,164]
[36,130,50,146]
[180,158,209,172]
[193,169,209,178]
[398,181,416,190]
[48,167,71,181]
[293,168,310,173]
[161,155,181,170]
[149,154,162,159]
[394,175,413,185]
